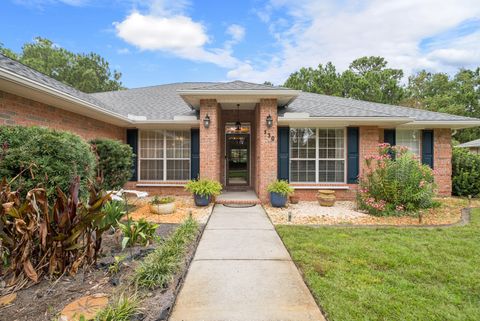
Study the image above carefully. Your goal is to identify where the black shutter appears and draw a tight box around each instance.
[384,129,396,146]
[347,127,359,184]
[421,130,434,168]
[191,128,200,180]
[278,127,290,181]
[126,129,138,181]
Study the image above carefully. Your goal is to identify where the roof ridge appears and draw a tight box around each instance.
[90,81,220,95]
[296,92,397,118]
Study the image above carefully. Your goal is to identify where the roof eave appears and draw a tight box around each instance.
[398,120,480,129]
[0,67,132,126]
[278,116,413,127]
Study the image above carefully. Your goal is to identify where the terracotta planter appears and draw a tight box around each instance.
[150,202,176,214]
[289,195,299,204]
[317,190,336,207]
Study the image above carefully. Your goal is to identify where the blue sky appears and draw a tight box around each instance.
[1,0,480,89]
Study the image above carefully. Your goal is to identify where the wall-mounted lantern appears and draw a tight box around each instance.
[203,114,211,128]
[266,114,273,128]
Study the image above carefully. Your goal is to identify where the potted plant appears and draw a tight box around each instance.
[149,195,176,214]
[267,180,293,207]
[185,179,222,206]
[289,193,300,204]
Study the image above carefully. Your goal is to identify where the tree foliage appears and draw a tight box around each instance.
[0,37,123,93]
[284,56,480,143]
[284,57,405,104]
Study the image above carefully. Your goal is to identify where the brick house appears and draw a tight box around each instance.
[2,54,480,203]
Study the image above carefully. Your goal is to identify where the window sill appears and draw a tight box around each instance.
[291,185,350,190]
[136,182,187,187]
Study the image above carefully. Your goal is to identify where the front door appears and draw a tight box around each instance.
[226,133,249,187]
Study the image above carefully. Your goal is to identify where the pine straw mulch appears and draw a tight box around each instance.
[266,197,480,226]
[128,196,213,224]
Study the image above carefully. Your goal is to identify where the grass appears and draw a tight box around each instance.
[94,293,139,321]
[277,208,480,321]
[133,216,199,289]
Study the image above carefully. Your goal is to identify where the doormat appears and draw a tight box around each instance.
[222,203,257,208]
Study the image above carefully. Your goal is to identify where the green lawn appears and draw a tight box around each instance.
[277,209,480,321]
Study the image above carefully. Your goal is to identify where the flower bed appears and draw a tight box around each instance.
[129,196,214,224]
[265,198,479,226]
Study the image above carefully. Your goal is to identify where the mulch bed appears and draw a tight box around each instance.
[129,196,213,225]
[265,197,480,226]
[0,222,203,321]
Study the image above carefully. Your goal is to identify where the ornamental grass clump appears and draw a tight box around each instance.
[357,143,437,216]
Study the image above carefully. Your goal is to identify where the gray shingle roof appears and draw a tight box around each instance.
[1,53,478,123]
[91,83,215,120]
[457,139,480,148]
[0,54,118,115]
[281,91,477,121]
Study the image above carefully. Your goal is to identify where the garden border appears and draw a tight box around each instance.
[157,207,213,321]
[274,207,476,229]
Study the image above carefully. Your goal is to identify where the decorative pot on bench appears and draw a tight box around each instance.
[317,190,336,207]
[150,196,176,214]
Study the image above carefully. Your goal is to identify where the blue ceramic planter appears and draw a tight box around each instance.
[270,192,287,207]
[194,194,211,206]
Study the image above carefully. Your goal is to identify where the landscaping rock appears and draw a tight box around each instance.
[60,293,109,321]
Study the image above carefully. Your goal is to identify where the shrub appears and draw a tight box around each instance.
[118,219,158,249]
[185,179,222,197]
[90,138,133,191]
[267,180,294,196]
[357,143,436,216]
[100,200,126,230]
[452,148,480,197]
[0,126,96,198]
[0,176,112,286]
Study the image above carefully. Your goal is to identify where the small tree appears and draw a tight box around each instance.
[90,138,133,191]
[452,148,480,197]
[357,143,436,216]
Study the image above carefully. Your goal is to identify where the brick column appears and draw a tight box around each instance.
[255,99,278,203]
[199,99,221,181]
[359,126,381,176]
[434,128,452,196]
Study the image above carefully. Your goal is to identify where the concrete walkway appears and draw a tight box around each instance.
[169,205,325,321]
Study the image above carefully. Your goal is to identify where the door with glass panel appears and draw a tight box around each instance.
[225,123,250,187]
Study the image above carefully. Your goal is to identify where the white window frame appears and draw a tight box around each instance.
[396,129,421,156]
[138,130,191,181]
[289,127,347,184]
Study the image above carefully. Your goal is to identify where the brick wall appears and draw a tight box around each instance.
[359,126,382,175]
[434,128,452,196]
[255,99,278,203]
[0,90,125,141]
[199,99,221,181]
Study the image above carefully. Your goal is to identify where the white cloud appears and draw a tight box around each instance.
[229,0,480,83]
[226,24,245,43]
[114,0,244,68]
[115,12,208,51]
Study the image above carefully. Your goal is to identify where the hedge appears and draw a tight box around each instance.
[0,126,96,197]
[452,148,480,197]
[90,138,133,191]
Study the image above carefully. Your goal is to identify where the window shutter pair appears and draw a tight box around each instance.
[383,128,434,169]
[126,128,201,181]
